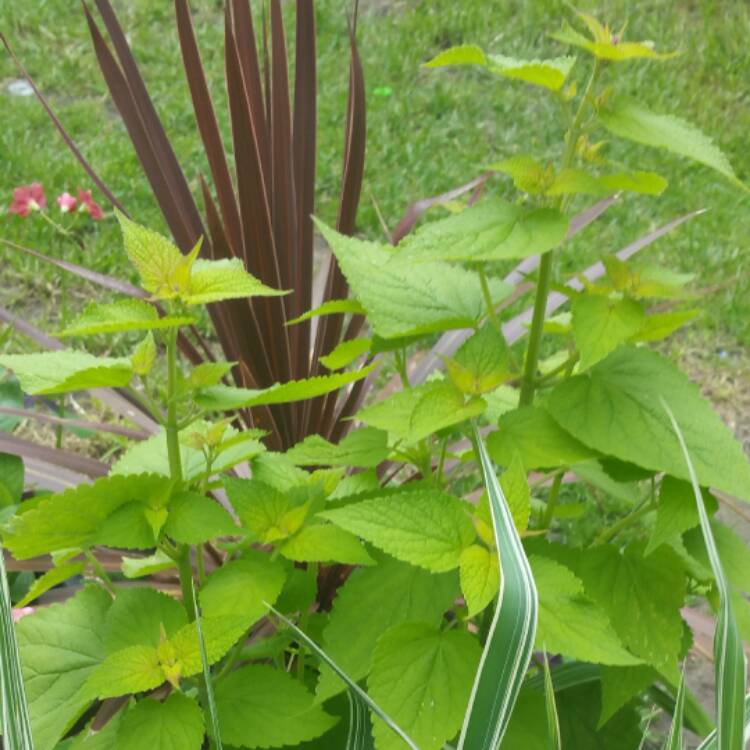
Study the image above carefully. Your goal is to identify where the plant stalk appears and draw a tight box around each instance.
[518,60,602,407]
[165,327,183,485]
[541,473,564,529]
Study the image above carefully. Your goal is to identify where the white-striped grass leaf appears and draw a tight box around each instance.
[664,401,748,750]
[267,605,418,749]
[648,683,714,738]
[346,692,375,750]
[639,717,654,750]
[191,577,222,750]
[695,695,750,750]
[663,667,686,750]
[542,649,561,750]
[458,427,538,749]
[0,545,35,750]
[525,661,600,693]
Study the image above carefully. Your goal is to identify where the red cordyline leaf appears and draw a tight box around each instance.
[4,2,368,451]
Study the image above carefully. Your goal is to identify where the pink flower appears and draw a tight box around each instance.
[9,182,46,217]
[57,192,78,213]
[77,188,103,220]
[12,607,34,622]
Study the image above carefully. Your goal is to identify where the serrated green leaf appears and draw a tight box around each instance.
[280,524,375,565]
[0,452,24,505]
[131,332,157,375]
[0,376,24,432]
[182,258,285,305]
[184,361,236,390]
[320,338,371,370]
[112,426,264,480]
[17,586,112,749]
[121,550,175,579]
[459,544,500,617]
[487,406,598,469]
[320,489,475,572]
[486,53,576,90]
[551,14,677,61]
[215,664,337,748]
[368,622,481,750]
[557,681,643,750]
[102,588,187,654]
[549,168,668,196]
[548,346,750,499]
[488,155,549,194]
[398,199,568,263]
[500,452,531,532]
[199,552,286,637]
[116,693,204,750]
[117,211,194,298]
[164,491,238,544]
[646,476,712,555]
[424,44,574,91]
[422,43,488,68]
[85,645,165,699]
[285,427,389,469]
[531,556,641,666]
[316,558,458,702]
[224,477,308,543]
[684,521,750,593]
[3,474,172,559]
[0,351,133,396]
[58,299,194,337]
[633,310,699,342]
[446,324,514,395]
[599,665,657,727]
[66,708,123,749]
[572,295,645,370]
[575,544,686,672]
[356,380,485,444]
[196,365,376,411]
[95,501,159,549]
[315,217,512,338]
[286,298,366,326]
[15,560,85,607]
[599,95,741,186]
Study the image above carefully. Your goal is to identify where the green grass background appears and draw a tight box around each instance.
[1,0,749,342]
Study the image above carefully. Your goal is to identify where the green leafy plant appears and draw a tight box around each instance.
[2,0,368,452]
[2,7,750,750]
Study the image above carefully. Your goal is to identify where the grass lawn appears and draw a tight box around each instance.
[1,0,749,344]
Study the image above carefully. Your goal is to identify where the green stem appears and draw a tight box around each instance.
[518,60,602,408]
[535,352,580,386]
[127,384,165,424]
[519,253,554,406]
[394,348,410,388]
[55,395,64,449]
[436,437,448,487]
[177,546,196,623]
[165,327,183,485]
[542,473,564,529]
[594,499,655,545]
[84,550,116,596]
[296,563,318,682]
[478,268,502,334]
